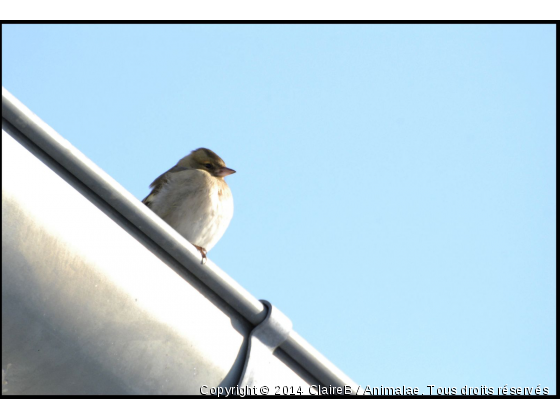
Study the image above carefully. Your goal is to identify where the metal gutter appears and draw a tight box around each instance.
[2,86,358,394]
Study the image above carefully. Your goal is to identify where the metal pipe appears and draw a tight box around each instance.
[2,86,359,393]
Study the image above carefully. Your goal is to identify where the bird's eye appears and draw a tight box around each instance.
[204,163,214,169]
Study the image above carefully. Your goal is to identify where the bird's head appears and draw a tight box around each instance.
[179,148,236,178]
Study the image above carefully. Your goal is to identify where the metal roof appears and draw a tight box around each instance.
[2,86,358,395]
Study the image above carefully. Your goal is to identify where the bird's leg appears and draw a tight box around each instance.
[193,245,207,265]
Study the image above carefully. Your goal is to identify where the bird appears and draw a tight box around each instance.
[142,148,235,263]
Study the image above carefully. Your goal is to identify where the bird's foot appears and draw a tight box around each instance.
[194,245,207,265]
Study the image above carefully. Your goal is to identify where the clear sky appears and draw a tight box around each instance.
[2,24,556,395]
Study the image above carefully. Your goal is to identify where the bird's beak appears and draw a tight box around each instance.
[217,167,236,177]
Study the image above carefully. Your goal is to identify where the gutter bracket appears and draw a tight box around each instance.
[237,300,293,388]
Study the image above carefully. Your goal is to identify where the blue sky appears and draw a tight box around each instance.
[2,24,556,395]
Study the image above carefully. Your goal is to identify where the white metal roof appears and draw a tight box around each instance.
[2,87,358,395]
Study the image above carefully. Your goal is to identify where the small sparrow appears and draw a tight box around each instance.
[143,148,235,263]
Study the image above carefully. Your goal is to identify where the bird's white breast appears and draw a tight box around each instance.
[149,169,233,251]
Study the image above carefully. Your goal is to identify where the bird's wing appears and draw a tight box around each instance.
[142,165,189,208]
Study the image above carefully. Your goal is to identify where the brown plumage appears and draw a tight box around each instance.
[143,148,235,262]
